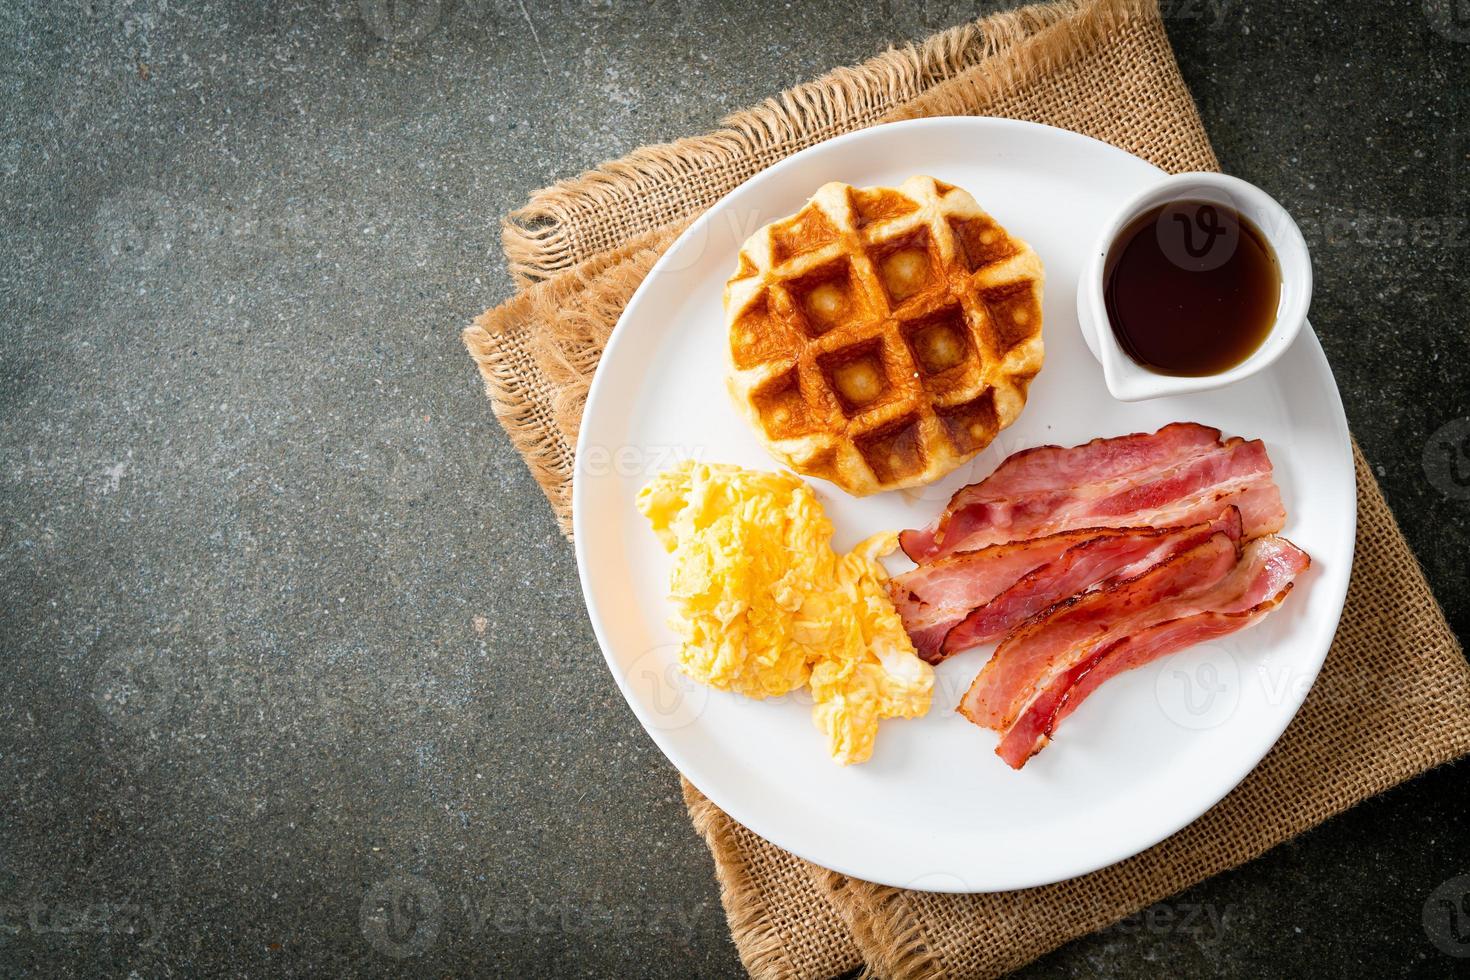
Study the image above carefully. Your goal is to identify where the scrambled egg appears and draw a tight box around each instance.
[637,461,933,764]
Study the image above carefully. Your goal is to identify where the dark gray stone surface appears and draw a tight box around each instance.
[0,1,1465,976]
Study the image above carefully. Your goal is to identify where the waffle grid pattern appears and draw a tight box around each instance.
[724,176,1045,495]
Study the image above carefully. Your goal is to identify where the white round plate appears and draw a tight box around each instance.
[573,118,1355,892]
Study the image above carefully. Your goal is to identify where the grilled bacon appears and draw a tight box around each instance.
[889,508,1243,663]
[899,424,1284,562]
[975,536,1311,769]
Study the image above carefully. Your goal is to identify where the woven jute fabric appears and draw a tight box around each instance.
[463,1,1470,976]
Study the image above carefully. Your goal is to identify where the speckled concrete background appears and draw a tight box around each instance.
[0,1,1466,977]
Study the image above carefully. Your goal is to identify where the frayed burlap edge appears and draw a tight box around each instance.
[464,224,681,534]
[808,444,1470,980]
[468,0,1174,535]
[682,778,807,979]
[682,778,865,978]
[813,869,945,980]
[501,0,1157,285]
[885,0,1193,126]
[463,0,1470,976]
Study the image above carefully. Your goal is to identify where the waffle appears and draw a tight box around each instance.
[723,175,1045,496]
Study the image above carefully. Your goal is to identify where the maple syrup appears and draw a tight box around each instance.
[1103,200,1280,377]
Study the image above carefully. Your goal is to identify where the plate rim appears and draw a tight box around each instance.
[572,116,1358,892]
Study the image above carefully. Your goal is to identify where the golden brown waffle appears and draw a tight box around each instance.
[723,175,1045,496]
[723,174,1046,499]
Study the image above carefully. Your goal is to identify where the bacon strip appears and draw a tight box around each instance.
[890,508,1243,663]
[899,425,1284,562]
[995,543,1307,769]
[900,423,1222,559]
[887,531,1084,660]
[939,507,1243,658]
[959,532,1246,732]
[971,536,1311,768]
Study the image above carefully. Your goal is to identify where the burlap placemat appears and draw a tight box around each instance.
[464,1,1470,976]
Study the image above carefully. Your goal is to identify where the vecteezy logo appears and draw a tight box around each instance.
[1424,418,1470,500]
[1423,875,1470,957]
[1425,0,1470,43]
[359,0,443,43]
[370,416,440,502]
[93,646,179,729]
[1175,206,1226,258]
[360,875,442,959]
[94,187,179,272]
[1154,642,1241,730]
[624,644,709,732]
[579,444,706,480]
[1155,198,1241,273]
